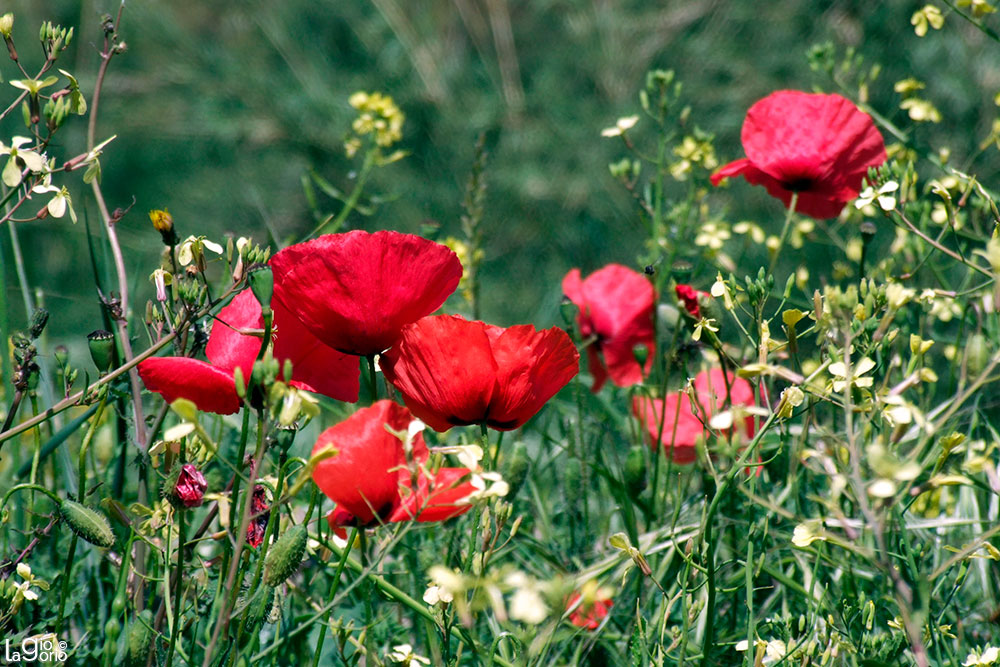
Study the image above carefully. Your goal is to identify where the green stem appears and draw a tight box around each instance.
[165,507,187,667]
[767,192,798,276]
[54,535,77,634]
[311,528,358,667]
[366,355,378,404]
[77,388,110,497]
[699,410,778,667]
[306,149,376,239]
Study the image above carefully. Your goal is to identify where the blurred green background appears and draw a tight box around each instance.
[4,0,1000,343]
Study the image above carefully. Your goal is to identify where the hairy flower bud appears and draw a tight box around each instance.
[59,498,115,548]
[263,524,308,586]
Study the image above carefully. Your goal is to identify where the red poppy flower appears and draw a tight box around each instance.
[138,288,360,414]
[633,368,755,464]
[632,393,704,464]
[172,464,207,508]
[380,315,579,432]
[312,401,477,531]
[567,592,614,630]
[247,485,270,548]
[269,230,463,356]
[675,284,708,319]
[711,90,886,219]
[561,264,655,393]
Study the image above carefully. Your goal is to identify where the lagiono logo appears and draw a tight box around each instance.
[3,634,69,663]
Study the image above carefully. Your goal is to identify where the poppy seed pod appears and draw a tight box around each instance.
[247,264,274,313]
[87,329,116,374]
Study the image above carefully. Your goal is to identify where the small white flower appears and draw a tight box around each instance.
[829,357,875,393]
[0,136,47,187]
[601,115,639,137]
[387,644,431,665]
[423,584,453,606]
[855,180,899,212]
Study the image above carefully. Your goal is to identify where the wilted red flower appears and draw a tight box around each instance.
[138,288,360,414]
[633,368,755,464]
[561,264,655,393]
[711,90,886,219]
[172,464,207,508]
[269,230,463,356]
[675,284,707,319]
[380,315,579,432]
[312,401,477,531]
[247,485,270,548]
[567,591,614,630]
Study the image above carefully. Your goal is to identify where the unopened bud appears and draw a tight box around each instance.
[502,441,530,499]
[0,14,14,39]
[124,610,154,667]
[263,524,307,586]
[624,445,647,498]
[59,498,115,548]
[559,297,578,328]
[632,343,649,370]
[29,308,49,339]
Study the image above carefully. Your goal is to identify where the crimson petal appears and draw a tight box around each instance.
[270,230,463,356]
[138,357,241,415]
[311,400,428,524]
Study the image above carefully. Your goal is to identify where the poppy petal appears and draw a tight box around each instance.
[381,315,498,432]
[272,292,360,403]
[270,230,463,356]
[632,394,704,464]
[138,357,241,415]
[486,324,579,430]
[205,289,263,377]
[311,400,428,524]
[388,467,476,523]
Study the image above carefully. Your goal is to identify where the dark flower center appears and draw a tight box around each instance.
[781,177,815,192]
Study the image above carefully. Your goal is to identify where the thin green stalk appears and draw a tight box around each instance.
[311,528,359,667]
[366,354,378,404]
[767,193,798,276]
[165,507,187,667]
[54,535,77,634]
[305,149,376,239]
[699,410,779,667]
[77,388,109,496]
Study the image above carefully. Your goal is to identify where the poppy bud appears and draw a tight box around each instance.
[87,329,116,374]
[263,524,307,586]
[502,441,530,499]
[169,463,207,508]
[53,344,69,367]
[632,343,649,370]
[59,498,115,548]
[124,610,154,667]
[624,445,647,498]
[559,297,578,328]
[29,308,49,339]
[247,264,274,313]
